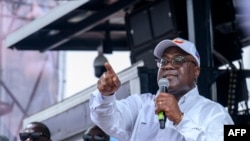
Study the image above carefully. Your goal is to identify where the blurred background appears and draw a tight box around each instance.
[0,0,250,140]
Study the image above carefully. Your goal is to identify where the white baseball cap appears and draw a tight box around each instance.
[153,37,200,66]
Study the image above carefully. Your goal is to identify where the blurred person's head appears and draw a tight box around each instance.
[83,125,109,141]
[0,135,9,141]
[19,122,51,141]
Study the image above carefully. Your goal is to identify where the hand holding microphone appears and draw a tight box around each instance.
[155,78,183,129]
[157,78,169,129]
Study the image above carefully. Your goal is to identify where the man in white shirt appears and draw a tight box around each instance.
[89,37,234,141]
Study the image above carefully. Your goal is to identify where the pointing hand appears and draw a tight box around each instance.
[97,62,121,96]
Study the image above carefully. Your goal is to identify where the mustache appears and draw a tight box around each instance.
[162,70,178,77]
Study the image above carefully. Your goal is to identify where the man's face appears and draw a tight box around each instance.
[19,124,50,141]
[157,46,200,97]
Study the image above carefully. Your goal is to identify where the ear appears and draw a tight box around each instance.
[194,66,200,80]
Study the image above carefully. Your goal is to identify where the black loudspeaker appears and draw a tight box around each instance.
[128,9,152,48]
[211,0,243,66]
[126,0,184,69]
[149,0,175,38]
[126,0,178,51]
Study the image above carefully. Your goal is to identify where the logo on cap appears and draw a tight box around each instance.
[172,38,184,44]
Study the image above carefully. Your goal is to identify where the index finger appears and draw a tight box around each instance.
[104,62,116,74]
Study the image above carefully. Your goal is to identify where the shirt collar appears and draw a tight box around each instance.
[178,86,199,105]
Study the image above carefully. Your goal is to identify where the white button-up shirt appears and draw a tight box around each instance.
[89,87,234,141]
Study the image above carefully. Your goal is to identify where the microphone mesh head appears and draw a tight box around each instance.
[158,78,169,87]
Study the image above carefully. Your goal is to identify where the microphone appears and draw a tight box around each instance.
[157,78,169,129]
